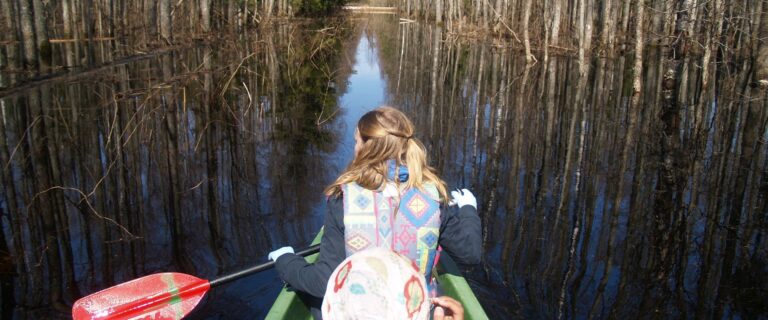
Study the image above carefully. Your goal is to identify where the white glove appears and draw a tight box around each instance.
[450,189,477,209]
[268,246,295,261]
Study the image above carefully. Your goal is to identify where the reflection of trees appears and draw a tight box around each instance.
[0,19,351,318]
[369,18,768,319]
[263,21,349,243]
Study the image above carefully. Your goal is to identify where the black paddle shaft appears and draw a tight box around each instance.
[209,244,321,287]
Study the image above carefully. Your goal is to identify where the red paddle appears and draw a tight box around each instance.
[72,245,320,320]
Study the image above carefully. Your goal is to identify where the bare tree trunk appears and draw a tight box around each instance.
[61,0,72,37]
[474,0,481,25]
[522,0,534,63]
[84,0,96,65]
[436,0,443,24]
[396,24,407,94]
[227,0,236,29]
[492,0,502,32]
[542,0,549,63]
[601,0,613,53]
[1,0,17,85]
[429,27,441,133]
[159,0,171,42]
[577,0,591,74]
[620,0,632,51]
[700,0,724,96]
[265,0,274,18]
[61,0,77,68]
[201,0,211,31]
[551,0,561,46]
[631,0,645,108]
[757,0,768,85]
[678,0,696,107]
[16,0,37,68]
[31,0,47,67]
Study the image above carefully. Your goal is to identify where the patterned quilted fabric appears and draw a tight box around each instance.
[322,248,430,320]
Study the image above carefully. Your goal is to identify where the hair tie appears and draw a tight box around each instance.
[389,131,413,139]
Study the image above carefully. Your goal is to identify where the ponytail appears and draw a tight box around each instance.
[403,138,448,202]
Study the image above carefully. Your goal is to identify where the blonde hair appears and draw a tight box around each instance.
[325,106,448,201]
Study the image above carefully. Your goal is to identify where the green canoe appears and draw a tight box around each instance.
[265,229,489,319]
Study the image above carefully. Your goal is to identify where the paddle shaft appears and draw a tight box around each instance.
[209,244,320,287]
[73,244,322,319]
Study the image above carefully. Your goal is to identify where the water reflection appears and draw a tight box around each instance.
[1,15,767,320]
[0,19,355,319]
[367,15,767,319]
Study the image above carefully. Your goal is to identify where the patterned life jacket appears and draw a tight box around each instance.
[342,181,441,278]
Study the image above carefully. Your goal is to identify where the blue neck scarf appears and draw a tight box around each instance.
[387,160,409,183]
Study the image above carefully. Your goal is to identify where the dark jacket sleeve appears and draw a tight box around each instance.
[274,197,346,298]
[438,204,482,264]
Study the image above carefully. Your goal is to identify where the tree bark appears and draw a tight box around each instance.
[1,0,17,85]
[16,0,37,68]
[601,0,613,53]
[30,0,47,67]
[577,0,591,74]
[550,0,561,46]
[159,0,171,42]
[429,27,441,133]
[700,0,724,95]
[201,0,210,31]
[620,0,631,51]
[631,0,645,108]
[757,0,768,85]
[522,0,534,63]
[436,0,443,24]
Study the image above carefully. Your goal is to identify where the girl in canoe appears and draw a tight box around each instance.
[268,106,481,318]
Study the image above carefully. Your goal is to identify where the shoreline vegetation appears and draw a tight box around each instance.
[1,0,766,87]
[398,0,767,89]
[0,0,345,81]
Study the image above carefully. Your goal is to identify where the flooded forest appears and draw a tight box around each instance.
[1,0,767,319]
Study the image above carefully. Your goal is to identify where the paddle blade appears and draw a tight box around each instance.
[72,272,211,320]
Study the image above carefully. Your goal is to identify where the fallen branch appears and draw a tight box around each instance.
[220,53,257,97]
[48,37,115,43]
[29,186,140,239]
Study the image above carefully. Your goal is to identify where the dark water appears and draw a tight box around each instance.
[1,16,767,319]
